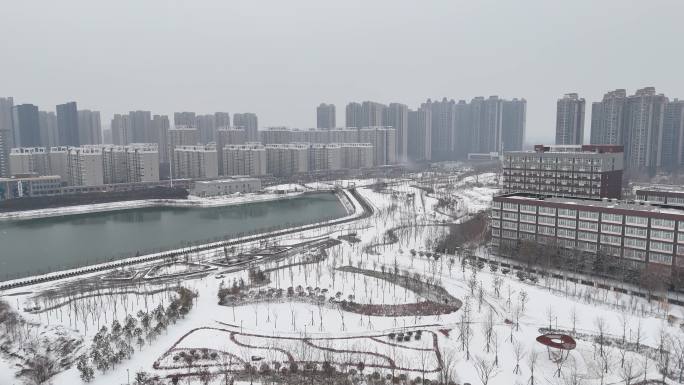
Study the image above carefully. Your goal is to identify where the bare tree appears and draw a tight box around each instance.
[594,316,607,357]
[439,349,459,384]
[473,355,500,385]
[562,360,584,385]
[618,357,643,385]
[513,340,526,374]
[527,349,539,385]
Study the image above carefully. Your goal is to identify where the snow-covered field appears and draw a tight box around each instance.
[1,170,683,385]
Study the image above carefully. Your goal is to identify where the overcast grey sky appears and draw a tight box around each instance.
[1,0,683,143]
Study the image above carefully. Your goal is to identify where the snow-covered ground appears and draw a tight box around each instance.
[1,170,683,385]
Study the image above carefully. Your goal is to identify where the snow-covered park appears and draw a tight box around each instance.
[1,169,683,385]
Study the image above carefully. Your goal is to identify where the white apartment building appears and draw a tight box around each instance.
[308,143,342,171]
[340,143,374,169]
[265,143,309,177]
[9,147,50,176]
[101,143,159,184]
[173,144,218,179]
[222,143,267,177]
[67,146,104,186]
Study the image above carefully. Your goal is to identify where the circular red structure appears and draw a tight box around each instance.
[536,334,577,350]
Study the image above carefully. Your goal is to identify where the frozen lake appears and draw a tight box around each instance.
[0,192,346,280]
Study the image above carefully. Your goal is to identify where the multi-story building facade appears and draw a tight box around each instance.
[191,177,261,197]
[0,175,62,200]
[214,112,230,128]
[384,103,408,162]
[38,111,58,148]
[339,143,374,169]
[101,144,159,184]
[502,98,527,152]
[196,114,217,144]
[556,93,585,145]
[624,87,667,170]
[56,101,79,146]
[503,144,624,199]
[345,102,363,128]
[316,103,336,129]
[635,187,684,207]
[233,113,258,142]
[9,147,50,176]
[358,127,396,166]
[172,144,218,179]
[661,100,684,171]
[408,107,432,162]
[77,110,102,145]
[265,143,309,177]
[152,115,170,164]
[222,143,267,176]
[491,193,684,275]
[216,128,248,175]
[111,114,131,145]
[308,143,342,171]
[590,89,627,146]
[173,112,197,128]
[0,97,14,177]
[13,103,41,147]
[67,146,104,186]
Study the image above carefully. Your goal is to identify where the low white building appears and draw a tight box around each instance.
[191,177,262,197]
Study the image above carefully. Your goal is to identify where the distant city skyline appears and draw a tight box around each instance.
[1,0,682,146]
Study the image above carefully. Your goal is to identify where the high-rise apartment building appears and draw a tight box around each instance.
[316,103,336,129]
[590,89,628,146]
[339,143,374,169]
[56,102,79,146]
[503,144,624,199]
[67,146,104,186]
[502,98,527,151]
[359,127,396,166]
[174,112,197,128]
[214,112,230,128]
[233,113,258,142]
[408,108,432,162]
[101,144,159,184]
[422,98,457,161]
[9,147,50,176]
[556,93,585,145]
[77,110,102,145]
[222,143,267,176]
[39,111,58,148]
[265,144,309,177]
[217,128,247,175]
[624,87,667,170]
[197,114,217,144]
[661,100,684,171]
[345,102,363,128]
[129,111,152,143]
[0,97,14,177]
[384,103,408,162]
[172,144,218,179]
[111,114,131,145]
[13,104,41,147]
[361,101,386,127]
[308,143,342,171]
[152,114,170,164]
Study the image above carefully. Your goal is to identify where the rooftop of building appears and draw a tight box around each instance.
[505,144,624,155]
[194,177,260,185]
[634,185,684,194]
[494,192,684,216]
[0,174,62,182]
